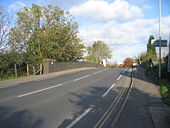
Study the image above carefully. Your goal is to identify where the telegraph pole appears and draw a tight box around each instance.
[158,0,162,78]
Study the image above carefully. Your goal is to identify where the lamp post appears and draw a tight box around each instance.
[158,0,162,78]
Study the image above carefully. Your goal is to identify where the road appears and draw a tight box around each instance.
[0,67,132,128]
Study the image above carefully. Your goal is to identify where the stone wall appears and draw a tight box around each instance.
[43,60,104,74]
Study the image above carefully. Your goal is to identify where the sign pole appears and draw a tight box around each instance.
[158,0,162,78]
[168,33,170,72]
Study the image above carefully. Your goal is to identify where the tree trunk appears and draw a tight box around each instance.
[33,66,36,75]
[40,63,43,75]
[14,64,18,77]
[26,64,29,76]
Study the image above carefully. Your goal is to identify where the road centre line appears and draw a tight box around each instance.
[73,70,104,81]
[122,70,126,74]
[73,75,90,81]
[102,84,115,97]
[94,77,129,128]
[17,84,63,98]
[117,75,122,81]
[0,69,104,90]
[93,70,102,74]
[65,108,92,128]
[0,84,19,89]
[16,69,105,97]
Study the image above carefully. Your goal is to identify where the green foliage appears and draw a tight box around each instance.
[147,35,154,52]
[147,35,157,58]
[146,66,158,80]
[146,64,170,106]
[0,74,28,81]
[85,40,112,63]
[137,35,157,63]
[160,86,169,96]
[161,84,170,105]
[1,4,85,78]
[8,4,84,64]
[0,51,23,78]
[162,91,170,105]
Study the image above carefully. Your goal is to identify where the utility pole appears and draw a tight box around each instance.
[158,0,162,78]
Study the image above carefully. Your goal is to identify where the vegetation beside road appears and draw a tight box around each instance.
[0,75,28,81]
[146,63,170,106]
[0,5,111,80]
[137,35,170,106]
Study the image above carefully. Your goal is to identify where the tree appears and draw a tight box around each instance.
[85,40,112,63]
[124,57,134,66]
[9,4,84,74]
[147,35,157,58]
[0,7,11,49]
[0,51,22,78]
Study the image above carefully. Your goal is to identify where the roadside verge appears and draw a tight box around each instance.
[0,67,95,88]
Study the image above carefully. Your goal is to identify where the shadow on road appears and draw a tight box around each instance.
[58,86,114,128]
[0,106,43,128]
[58,67,164,128]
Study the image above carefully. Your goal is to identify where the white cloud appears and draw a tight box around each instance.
[69,0,143,21]
[79,16,170,62]
[144,5,153,9]
[9,1,25,11]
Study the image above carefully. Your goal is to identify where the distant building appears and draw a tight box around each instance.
[117,62,123,65]
[101,59,106,67]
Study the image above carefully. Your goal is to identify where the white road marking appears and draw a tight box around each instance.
[102,84,115,97]
[93,71,102,74]
[65,108,92,128]
[17,84,63,98]
[122,70,126,74]
[117,75,122,81]
[73,75,90,81]
[111,76,133,127]
[0,84,19,89]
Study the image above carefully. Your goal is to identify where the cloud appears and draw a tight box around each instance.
[79,16,170,62]
[69,0,143,21]
[144,5,153,9]
[110,43,145,63]
[9,1,25,11]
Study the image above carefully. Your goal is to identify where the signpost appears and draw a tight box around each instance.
[158,0,162,78]
[168,40,170,72]
[152,40,167,47]
[152,39,168,76]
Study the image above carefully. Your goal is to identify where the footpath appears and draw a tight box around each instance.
[116,66,170,128]
[0,67,94,87]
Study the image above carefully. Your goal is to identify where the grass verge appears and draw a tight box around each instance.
[146,67,170,106]
[0,75,29,81]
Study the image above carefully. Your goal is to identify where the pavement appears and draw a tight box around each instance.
[0,67,131,128]
[116,66,170,128]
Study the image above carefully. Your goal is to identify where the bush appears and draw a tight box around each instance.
[145,65,170,106]
[159,84,170,106]
[162,91,170,105]
[160,86,169,96]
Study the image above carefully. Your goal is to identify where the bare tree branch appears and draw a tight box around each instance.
[0,7,12,49]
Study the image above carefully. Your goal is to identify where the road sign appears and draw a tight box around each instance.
[152,40,167,47]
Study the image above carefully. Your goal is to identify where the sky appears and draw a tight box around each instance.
[0,0,170,63]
